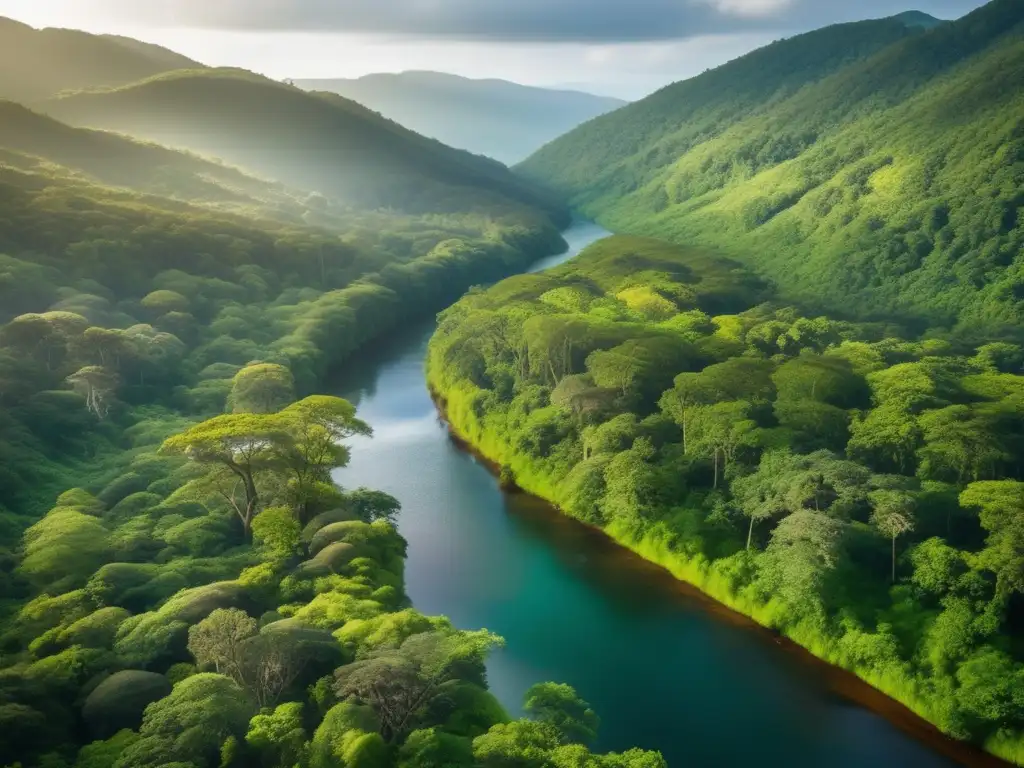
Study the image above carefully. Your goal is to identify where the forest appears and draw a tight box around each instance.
[428,235,1024,764]
[3,0,1024,764]
[0,43,670,765]
[518,0,1024,341]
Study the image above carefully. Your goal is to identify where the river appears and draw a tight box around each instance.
[332,221,973,767]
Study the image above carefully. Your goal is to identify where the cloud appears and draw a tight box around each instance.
[47,0,989,41]
[698,0,797,19]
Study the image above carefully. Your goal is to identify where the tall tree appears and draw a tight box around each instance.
[188,608,257,681]
[161,412,291,536]
[688,401,759,489]
[334,629,502,744]
[760,510,845,616]
[277,395,371,519]
[66,365,118,419]
[869,489,916,583]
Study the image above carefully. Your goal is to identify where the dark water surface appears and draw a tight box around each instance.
[332,222,969,767]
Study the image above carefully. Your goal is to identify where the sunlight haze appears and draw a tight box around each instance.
[0,0,990,97]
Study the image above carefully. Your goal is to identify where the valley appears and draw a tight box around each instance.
[0,2,1022,767]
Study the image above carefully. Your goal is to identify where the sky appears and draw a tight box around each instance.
[0,0,992,98]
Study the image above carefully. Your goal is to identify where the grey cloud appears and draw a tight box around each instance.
[96,0,990,40]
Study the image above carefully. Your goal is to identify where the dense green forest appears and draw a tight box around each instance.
[0,16,201,104]
[3,1,1023,764]
[428,235,1024,764]
[293,72,625,165]
[518,0,1024,339]
[0,40,671,765]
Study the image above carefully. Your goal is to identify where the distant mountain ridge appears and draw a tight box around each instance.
[293,71,626,165]
[0,16,203,104]
[41,68,567,223]
[518,1,1024,339]
[0,99,311,211]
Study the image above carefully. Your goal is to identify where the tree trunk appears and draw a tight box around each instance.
[242,473,259,539]
[682,416,688,454]
[713,449,719,490]
[747,515,755,551]
[891,535,896,584]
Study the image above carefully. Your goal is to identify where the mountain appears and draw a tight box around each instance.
[892,10,946,29]
[0,16,202,104]
[42,68,567,223]
[518,0,1024,339]
[0,100,301,209]
[293,71,626,165]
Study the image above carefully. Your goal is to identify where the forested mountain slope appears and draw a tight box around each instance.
[518,0,1024,339]
[0,16,202,104]
[0,101,309,210]
[294,71,626,165]
[43,69,568,222]
[518,14,928,195]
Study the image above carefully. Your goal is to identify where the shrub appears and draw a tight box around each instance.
[82,670,173,738]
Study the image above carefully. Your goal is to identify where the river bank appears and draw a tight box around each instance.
[330,220,997,767]
[429,387,1010,768]
[422,225,1024,766]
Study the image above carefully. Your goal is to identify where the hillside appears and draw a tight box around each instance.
[0,100,311,211]
[294,71,626,164]
[0,128,626,768]
[518,0,1024,338]
[0,16,202,104]
[43,68,568,222]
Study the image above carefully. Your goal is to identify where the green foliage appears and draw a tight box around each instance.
[20,507,112,590]
[251,506,302,561]
[428,231,1024,757]
[82,671,172,739]
[55,606,130,650]
[519,0,1024,342]
[333,628,503,743]
[523,683,599,746]
[228,364,296,414]
[113,673,253,768]
[307,702,384,768]
[74,730,140,768]
[336,609,448,658]
[397,728,474,768]
[245,702,307,768]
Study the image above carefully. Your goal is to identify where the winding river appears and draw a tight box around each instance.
[333,221,980,767]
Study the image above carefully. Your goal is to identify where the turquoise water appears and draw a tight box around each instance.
[332,222,965,767]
